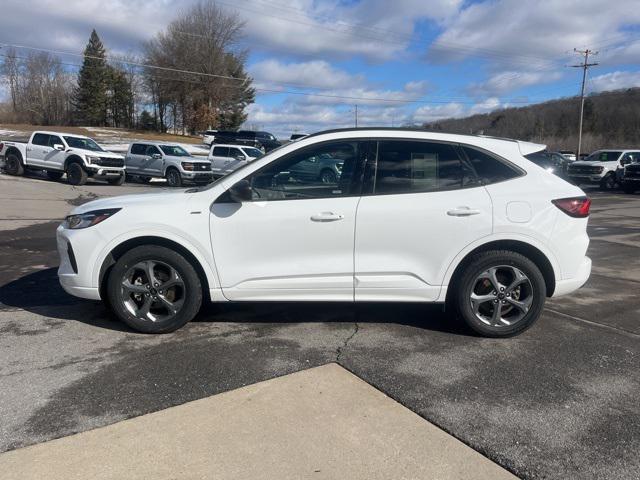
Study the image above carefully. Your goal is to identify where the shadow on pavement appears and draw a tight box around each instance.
[0,267,471,336]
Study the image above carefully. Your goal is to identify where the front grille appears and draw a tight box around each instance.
[195,163,211,171]
[568,165,602,175]
[94,157,124,168]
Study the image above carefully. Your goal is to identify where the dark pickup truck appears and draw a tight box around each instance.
[213,130,281,152]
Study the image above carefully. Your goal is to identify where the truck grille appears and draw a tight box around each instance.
[568,165,602,175]
[196,163,211,171]
[94,157,124,168]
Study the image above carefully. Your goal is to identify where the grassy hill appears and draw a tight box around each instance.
[423,88,640,152]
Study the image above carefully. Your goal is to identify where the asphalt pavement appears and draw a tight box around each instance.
[0,171,638,479]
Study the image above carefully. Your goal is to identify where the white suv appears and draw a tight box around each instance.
[57,129,591,337]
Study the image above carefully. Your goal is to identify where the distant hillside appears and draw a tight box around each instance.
[423,88,640,152]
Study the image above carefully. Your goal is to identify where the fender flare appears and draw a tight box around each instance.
[4,146,24,164]
[64,154,85,171]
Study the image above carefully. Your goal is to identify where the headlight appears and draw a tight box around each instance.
[63,208,121,229]
[182,162,195,171]
[86,155,100,164]
[336,162,343,172]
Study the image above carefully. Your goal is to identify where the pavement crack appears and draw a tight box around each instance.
[336,320,359,363]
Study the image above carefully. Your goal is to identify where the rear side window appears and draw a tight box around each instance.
[32,133,50,146]
[212,147,229,157]
[374,140,475,194]
[462,146,521,184]
[130,144,146,155]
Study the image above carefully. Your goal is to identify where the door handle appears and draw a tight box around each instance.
[310,212,344,222]
[447,207,481,217]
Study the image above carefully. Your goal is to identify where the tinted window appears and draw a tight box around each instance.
[32,133,50,146]
[130,144,146,155]
[242,147,263,158]
[525,152,554,169]
[48,135,63,147]
[145,145,161,156]
[246,141,362,200]
[159,145,190,157]
[462,146,521,184]
[212,147,229,157]
[228,147,243,158]
[586,151,622,162]
[374,141,474,194]
[63,136,104,152]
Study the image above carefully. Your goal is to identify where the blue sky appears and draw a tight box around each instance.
[2,0,640,137]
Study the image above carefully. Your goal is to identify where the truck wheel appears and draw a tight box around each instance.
[599,173,617,190]
[166,168,182,187]
[319,169,337,184]
[46,171,64,181]
[451,250,546,338]
[67,162,88,186]
[107,174,125,186]
[4,153,24,176]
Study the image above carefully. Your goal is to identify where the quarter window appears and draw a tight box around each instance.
[245,141,362,200]
[462,146,521,184]
[374,140,475,194]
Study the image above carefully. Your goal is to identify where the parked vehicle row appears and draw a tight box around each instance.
[567,150,640,191]
[1,130,268,187]
[202,129,281,152]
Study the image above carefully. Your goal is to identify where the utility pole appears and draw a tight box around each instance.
[354,104,358,128]
[571,48,598,159]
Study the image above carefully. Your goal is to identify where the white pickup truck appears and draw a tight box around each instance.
[567,149,640,190]
[0,131,126,185]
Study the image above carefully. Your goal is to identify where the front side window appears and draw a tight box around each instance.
[374,140,474,194]
[145,145,161,156]
[228,148,243,158]
[587,151,622,162]
[48,135,63,148]
[242,147,263,158]
[244,140,362,201]
[462,146,521,184]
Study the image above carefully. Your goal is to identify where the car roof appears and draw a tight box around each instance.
[302,128,546,156]
[35,131,90,139]
[211,144,257,149]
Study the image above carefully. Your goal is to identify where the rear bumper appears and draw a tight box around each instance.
[552,256,591,297]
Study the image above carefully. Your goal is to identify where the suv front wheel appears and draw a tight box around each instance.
[452,250,546,337]
[107,245,203,333]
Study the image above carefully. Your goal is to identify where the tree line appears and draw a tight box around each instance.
[0,0,254,134]
[423,88,640,152]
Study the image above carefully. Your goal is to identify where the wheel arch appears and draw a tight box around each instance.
[445,239,557,300]
[64,155,85,171]
[99,236,213,302]
[5,146,24,163]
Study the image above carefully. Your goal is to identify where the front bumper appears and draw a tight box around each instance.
[552,256,591,297]
[568,175,603,184]
[182,171,214,182]
[56,225,101,300]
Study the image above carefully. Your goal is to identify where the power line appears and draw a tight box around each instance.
[570,48,598,159]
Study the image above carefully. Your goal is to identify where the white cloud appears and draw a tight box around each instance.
[589,70,640,92]
[250,59,362,90]
[411,103,466,123]
[291,81,428,106]
[468,71,564,97]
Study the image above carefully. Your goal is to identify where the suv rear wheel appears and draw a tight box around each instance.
[107,245,203,333]
[452,250,546,337]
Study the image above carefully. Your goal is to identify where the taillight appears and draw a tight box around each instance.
[552,197,591,218]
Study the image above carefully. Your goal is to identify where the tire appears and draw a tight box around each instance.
[319,169,337,184]
[106,245,203,333]
[107,174,125,185]
[165,168,182,187]
[452,250,546,338]
[46,170,64,181]
[599,173,617,191]
[622,183,636,194]
[67,162,88,186]
[4,153,24,176]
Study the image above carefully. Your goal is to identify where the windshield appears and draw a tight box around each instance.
[63,136,104,152]
[242,147,263,158]
[586,151,622,162]
[160,145,190,157]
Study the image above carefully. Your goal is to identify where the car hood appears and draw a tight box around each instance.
[165,155,210,163]
[571,160,615,167]
[71,190,190,215]
[70,148,123,159]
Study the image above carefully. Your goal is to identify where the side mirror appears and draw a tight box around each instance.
[53,144,64,151]
[235,154,245,161]
[228,179,252,203]
[151,153,162,160]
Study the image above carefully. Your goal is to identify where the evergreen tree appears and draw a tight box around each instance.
[74,30,108,125]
